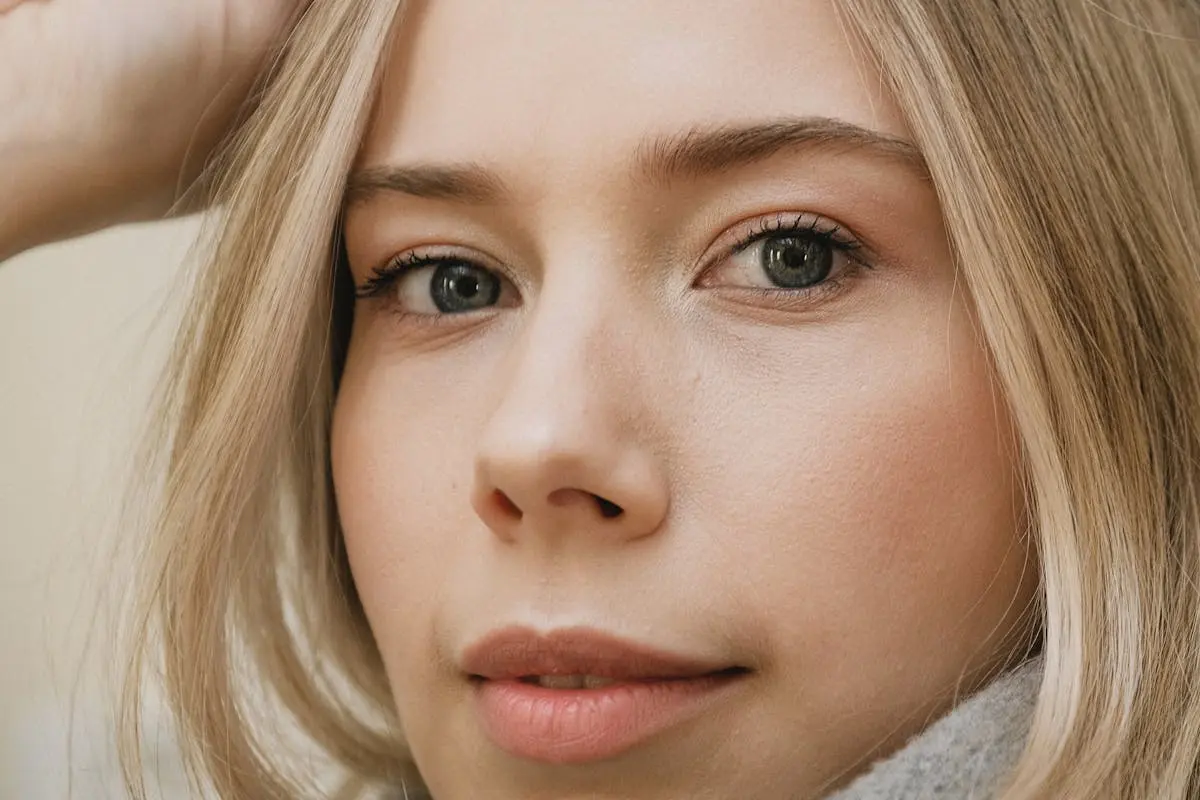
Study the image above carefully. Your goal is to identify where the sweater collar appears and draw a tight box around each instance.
[828,658,1043,800]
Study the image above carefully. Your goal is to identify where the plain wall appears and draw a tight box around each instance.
[0,219,200,797]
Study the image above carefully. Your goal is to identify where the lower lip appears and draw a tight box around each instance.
[472,671,745,764]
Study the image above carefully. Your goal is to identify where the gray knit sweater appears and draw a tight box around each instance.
[828,658,1043,800]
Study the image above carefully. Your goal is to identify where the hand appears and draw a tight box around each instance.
[0,0,308,254]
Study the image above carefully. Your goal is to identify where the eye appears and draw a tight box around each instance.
[757,234,834,288]
[699,213,866,296]
[419,261,502,313]
[357,253,514,317]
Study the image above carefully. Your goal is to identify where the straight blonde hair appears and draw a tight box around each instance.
[118,1,1200,798]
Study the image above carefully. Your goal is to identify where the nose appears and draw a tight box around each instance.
[470,293,670,551]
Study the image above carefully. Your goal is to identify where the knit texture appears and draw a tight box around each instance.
[827,658,1043,800]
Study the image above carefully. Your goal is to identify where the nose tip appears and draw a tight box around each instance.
[471,453,667,547]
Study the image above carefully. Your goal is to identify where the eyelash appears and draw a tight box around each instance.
[357,250,465,300]
[355,212,867,311]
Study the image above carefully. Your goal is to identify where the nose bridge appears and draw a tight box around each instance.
[471,262,670,547]
[485,269,632,473]
[525,276,629,416]
[498,202,648,405]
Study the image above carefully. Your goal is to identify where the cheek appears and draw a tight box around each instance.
[330,350,479,684]
[686,296,1030,698]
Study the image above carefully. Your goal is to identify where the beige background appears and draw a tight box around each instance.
[1,219,200,798]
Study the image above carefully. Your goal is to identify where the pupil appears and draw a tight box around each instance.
[431,263,501,313]
[455,276,480,298]
[761,235,833,289]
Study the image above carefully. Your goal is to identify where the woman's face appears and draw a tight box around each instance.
[334,1,1036,797]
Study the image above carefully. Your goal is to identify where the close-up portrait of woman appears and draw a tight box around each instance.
[2,1,1198,798]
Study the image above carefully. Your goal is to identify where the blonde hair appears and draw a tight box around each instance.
[118,1,1200,798]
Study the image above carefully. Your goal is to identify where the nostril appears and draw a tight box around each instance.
[493,489,522,520]
[595,496,624,519]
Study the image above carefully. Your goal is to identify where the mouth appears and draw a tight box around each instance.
[499,667,750,690]
[461,626,753,764]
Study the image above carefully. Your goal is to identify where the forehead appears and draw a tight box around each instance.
[358,0,910,173]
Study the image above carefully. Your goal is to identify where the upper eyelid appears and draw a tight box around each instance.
[356,210,867,290]
[731,213,856,248]
[365,246,512,284]
[700,212,867,272]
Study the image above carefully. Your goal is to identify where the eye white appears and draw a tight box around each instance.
[394,265,441,315]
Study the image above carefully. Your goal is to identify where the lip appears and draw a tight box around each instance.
[462,626,750,764]
[460,626,735,680]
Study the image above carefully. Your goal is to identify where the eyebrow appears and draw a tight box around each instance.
[343,116,926,208]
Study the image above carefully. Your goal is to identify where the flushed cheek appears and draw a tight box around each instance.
[687,307,1026,707]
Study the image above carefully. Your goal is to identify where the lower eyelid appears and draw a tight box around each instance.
[703,268,864,315]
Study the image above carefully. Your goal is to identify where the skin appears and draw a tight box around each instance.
[333,1,1038,797]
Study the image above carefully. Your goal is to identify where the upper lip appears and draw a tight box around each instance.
[461,626,739,681]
